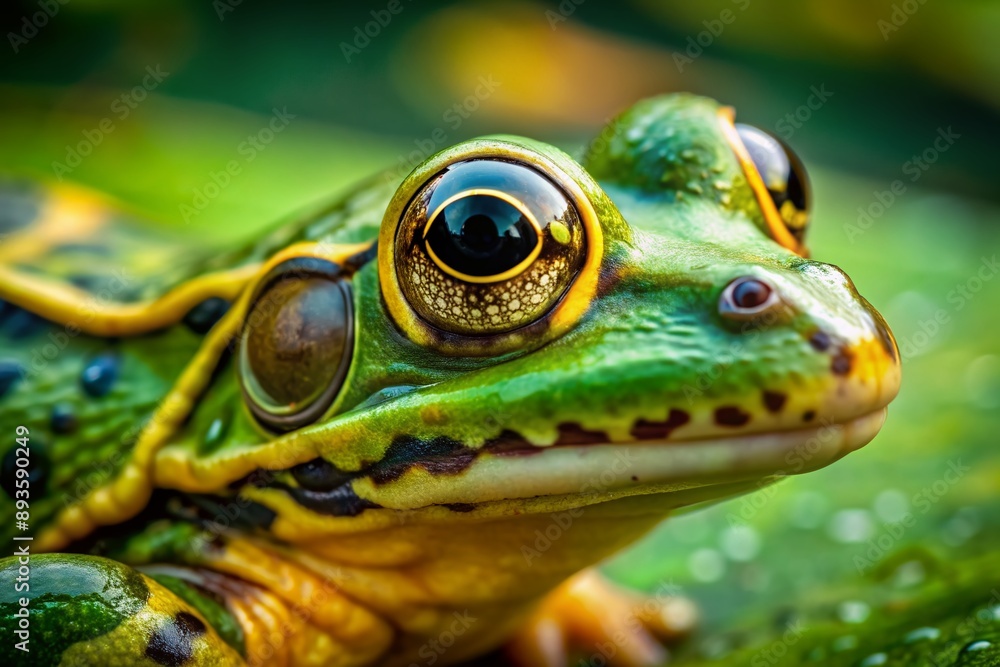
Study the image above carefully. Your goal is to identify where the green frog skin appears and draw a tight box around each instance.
[0,94,900,666]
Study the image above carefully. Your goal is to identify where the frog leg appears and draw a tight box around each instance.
[0,553,243,666]
[506,569,698,667]
[105,522,396,667]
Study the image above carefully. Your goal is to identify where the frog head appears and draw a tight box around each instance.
[151,94,899,562]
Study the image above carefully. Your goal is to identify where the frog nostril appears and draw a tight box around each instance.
[720,277,778,320]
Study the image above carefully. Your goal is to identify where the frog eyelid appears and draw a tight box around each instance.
[717,107,810,257]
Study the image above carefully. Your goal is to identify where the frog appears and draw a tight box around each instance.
[0,93,900,667]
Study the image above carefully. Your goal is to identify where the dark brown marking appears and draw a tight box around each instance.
[555,422,608,445]
[831,350,853,376]
[715,406,751,427]
[762,391,787,413]
[369,435,477,485]
[445,503,476,513]
[803,410,816,422]
[631,409,691,440]
[144,612,205,666]
[630,475,638,482]
[808,330,831,352]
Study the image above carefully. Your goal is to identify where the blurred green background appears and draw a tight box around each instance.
[2,1,999,665]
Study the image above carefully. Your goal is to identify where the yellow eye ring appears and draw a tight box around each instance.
[422,188,544,284]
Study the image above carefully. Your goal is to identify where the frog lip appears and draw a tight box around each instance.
[354,408,888,511]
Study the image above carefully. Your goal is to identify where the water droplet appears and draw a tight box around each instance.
[873,489,909,523]
[828,509,876,543]
[964,354,1000,409]
[833,635,859,652]
[903,626,941,644]
[790,491,829,529]
[838,600,871,624]
[963,640,992,653]
[720,525,761,562]
[891,559,927,588]
[858,652,888,666]
[689,548,726,583]
[805,646,826,661]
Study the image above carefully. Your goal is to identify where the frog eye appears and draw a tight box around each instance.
[238,258,353,432]
[392,159,587,336]
[732,123,812,253]
[719,276,780,320]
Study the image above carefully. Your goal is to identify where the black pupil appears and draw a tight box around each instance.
[732,279,771,309]
[425,193,538,277]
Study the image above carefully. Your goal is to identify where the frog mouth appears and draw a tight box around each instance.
[298,408,888,516]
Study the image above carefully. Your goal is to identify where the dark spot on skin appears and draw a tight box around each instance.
[555,423,608,445]
[631,475,638,482]
[762,391,787,413]
[803,410,816,422]
[183,297,230,335]
[370,435,478,484]
[831,350,854,376]
[809,329,831,352]
[808,330,831,352]
[291,458,355,492]
[445,503,476,513]
[81,353,119,397]
[0,360,24,400]
[631,409,691,440]
[1,440,49,498]
[50,402,79,434]
[715,406,751,427]
[175,612,206,635]
[144,612,205,666]
[4,309,47,340]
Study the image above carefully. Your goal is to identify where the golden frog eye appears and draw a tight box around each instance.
[238,258,353,432]
[395,159,586,336]
[735,123,812,246]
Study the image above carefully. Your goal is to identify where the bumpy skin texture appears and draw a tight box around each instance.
[0,95,901,666]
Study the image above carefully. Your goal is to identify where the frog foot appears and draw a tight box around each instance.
[506,569,698,667]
